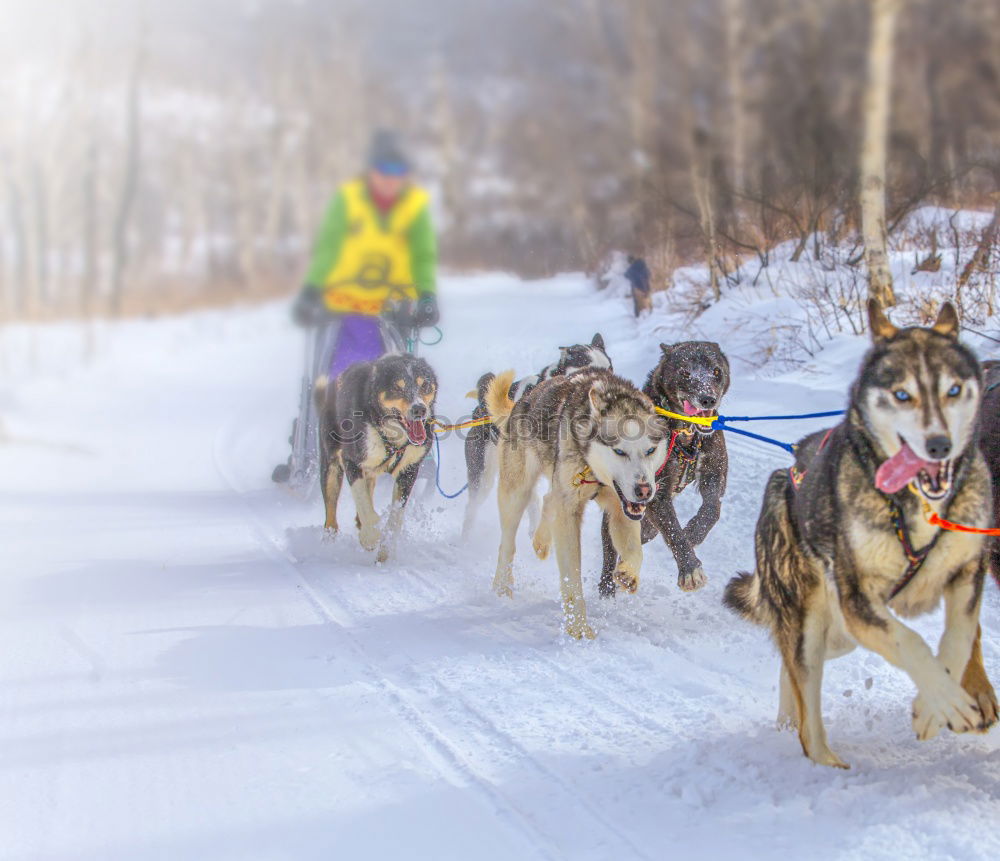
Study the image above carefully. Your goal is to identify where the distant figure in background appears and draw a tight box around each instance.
[625,255,652,317]
[273,129,439,485]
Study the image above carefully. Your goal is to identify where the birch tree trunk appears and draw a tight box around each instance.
[860,0,901,308]
[725,0,746,193]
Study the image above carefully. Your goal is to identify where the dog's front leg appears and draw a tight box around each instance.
[683,470,724,548]
[838,562,982,740]
[551,496,594,639]
[962,626,999,728]
[940,558,997,730]
[346,460,381,552]
[378,462,420,563]
[602,496,643,595]
[320,452,344,532]
[646,496,706,592]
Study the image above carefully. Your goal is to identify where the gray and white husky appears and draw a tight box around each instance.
[724,301,997,768]
[485,367,668,639]
[462,333,612,537]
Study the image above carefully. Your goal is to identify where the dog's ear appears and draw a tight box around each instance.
[659,342,674,356]
[591,333,605,351]
[867,299,898,342]
[588,380,608,415]
[932,302,959,338]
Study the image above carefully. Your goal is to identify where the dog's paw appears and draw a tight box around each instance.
[971,689,999,732]
[912,680,982,740]
[598,574,617,599]
[807,746,850,770]
[358,524,382,552]
[678,567,707,592]
[962,670,1000,731]
[492,571,514,598]
[614,566,639,594]
[776,710,799,732]
[565,619,596,640]
[532,531,551,560]
[376,544,391,564]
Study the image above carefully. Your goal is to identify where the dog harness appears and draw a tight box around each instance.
[662,430,702,495]
[372,427,419,474]
[792,429,942,601]
[884,496,941,600]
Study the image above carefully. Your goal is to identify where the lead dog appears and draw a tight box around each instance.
[486,367,668,639]
[725,301,998,768]
[462,334,611,537]
[600,341,729,595]
[316,354,437,563]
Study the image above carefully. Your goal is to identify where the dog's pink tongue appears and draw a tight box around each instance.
[875,441,932,494]
[683,399,708,417]
[405,419,427,445]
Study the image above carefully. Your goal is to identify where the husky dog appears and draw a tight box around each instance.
[600,341,729,595]
[462,333,612,536]
[315,354,437,563]
[724,301,997,768]
[486,367,668,639]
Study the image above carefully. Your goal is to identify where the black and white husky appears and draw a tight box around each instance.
[461,333,612,536]
[485,367,667,639]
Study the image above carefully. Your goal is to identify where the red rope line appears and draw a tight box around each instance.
[926,510,1000,536]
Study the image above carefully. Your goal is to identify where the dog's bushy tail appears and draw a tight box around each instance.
[485,369,516,431]
[723,469,797,627]
[466,371,496,404]
[723,571,766,624]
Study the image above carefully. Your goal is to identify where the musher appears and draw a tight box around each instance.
[272,129,439,485]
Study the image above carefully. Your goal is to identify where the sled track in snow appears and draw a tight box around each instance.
[212,415,660,861]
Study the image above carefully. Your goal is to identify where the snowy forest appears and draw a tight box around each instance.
[3,0,1000,318]
[8,1,1000,858]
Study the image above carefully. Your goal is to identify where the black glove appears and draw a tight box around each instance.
[291,286,330,327]
[413,293,439,327]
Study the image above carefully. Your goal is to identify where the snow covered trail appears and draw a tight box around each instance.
[4,274,1000,860]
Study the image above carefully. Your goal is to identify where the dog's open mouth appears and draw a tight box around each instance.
[682,399,718,436]
[401,417,428,446]
[613,481,647,521]
[875,438,953,500]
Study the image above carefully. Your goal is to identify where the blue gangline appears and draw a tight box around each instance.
[716,409,845,423]
[434,432,469,498]
[432,406,846,496]
[710,408,845,453]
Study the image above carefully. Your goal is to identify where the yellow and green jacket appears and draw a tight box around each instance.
[305,178,437,316]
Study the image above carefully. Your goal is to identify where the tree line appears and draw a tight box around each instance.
[1,0,998,320]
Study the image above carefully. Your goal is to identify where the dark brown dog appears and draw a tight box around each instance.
[600,341,730,595]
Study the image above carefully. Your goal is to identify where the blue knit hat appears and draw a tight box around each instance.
[368,129,411,176]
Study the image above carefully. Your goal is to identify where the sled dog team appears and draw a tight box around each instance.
[314,300,1000,768]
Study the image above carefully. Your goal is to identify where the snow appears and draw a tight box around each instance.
[4,272,1000,859]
